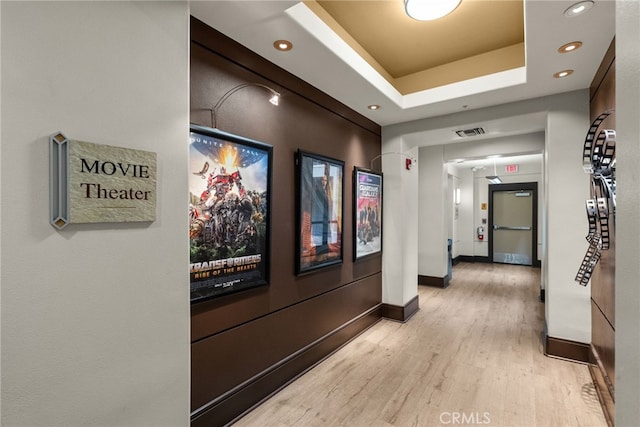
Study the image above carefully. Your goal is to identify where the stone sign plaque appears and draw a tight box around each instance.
[50,132,157,229]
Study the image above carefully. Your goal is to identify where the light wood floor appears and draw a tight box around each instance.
[234,262,606,427]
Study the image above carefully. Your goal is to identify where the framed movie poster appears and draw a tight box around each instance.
[189,124,272,303]
[296,150,344,274]
[353,167,382,260]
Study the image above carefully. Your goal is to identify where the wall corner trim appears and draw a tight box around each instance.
[418,275,449,288]
[381,295,419,322]
[543,334,591,363]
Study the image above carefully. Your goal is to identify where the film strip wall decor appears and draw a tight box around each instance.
[576,233,602,286]
[585,199,598,237]
[575,111,616,286]
[582,111,612,173]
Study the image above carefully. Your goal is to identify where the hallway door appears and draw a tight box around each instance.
[489,183,537,266]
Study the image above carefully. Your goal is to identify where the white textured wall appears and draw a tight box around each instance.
[543,91,591,343]
[455,166,475,257]
[616,1,640,424]
[449,170,461,259]
[417,146,448,278]
[473,174,490,257]
[0,1,3,419]
[381,133,419,306]
[1,2,190,426]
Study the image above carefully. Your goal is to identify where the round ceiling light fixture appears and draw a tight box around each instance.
[558,41,583,53]
[554,69,574,78]
[368,104,381,110]
[273,40,293,51]
[405,0,462,21]
[563,1,594,17]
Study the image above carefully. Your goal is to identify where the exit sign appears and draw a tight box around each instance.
[505,164,519,173]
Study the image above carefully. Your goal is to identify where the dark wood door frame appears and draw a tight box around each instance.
[488,182,538,266]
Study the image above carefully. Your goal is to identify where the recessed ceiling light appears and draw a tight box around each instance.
[273,40,293,51]
[487,155,502,159]
[368,105,381,110]
[564,1,594,17]
[554,69,574,78]
[558,41,583,53]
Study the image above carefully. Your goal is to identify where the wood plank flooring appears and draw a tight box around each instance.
[233,262,606,427]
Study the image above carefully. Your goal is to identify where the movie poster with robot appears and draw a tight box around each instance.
[189,125,272,302]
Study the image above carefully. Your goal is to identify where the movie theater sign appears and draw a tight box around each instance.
[50,132,156,229]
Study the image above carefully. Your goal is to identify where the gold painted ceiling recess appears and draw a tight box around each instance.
[306,0,525,95]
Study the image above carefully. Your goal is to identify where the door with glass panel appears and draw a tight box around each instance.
[489,183,537,266]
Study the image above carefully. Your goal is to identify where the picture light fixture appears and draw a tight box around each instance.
[211,82,281,128]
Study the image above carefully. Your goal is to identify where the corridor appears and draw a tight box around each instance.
[235,262,606,426]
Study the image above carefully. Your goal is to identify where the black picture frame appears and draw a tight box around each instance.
[295,150,344,274]
[189,124,272,303]
[353,167,383,261]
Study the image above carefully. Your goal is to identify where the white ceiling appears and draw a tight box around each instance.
[190,0,615,155]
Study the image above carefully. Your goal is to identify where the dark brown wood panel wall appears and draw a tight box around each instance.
[192,275,381,412]
[190,17,382,424]
[589,37,615,425]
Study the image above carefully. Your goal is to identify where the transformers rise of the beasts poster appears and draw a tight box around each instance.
[189,127,271,302]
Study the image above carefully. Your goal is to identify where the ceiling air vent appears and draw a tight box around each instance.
[455,127,486,137]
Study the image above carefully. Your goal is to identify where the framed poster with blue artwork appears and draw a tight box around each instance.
[295,150,344,274]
